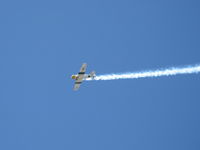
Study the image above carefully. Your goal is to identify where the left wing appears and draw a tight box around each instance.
[79,63,87,74]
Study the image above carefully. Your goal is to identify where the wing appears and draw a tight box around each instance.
[73,63,87,91]
[73,78,83,91]
[73,81,81,91]
[79,63,87,74]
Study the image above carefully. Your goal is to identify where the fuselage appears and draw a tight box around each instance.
[71,74,90,80]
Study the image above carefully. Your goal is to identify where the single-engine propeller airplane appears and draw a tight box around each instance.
[71,63,96,91]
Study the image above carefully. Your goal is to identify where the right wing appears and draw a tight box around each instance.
[73,63,87,91]
[73,81,82,91]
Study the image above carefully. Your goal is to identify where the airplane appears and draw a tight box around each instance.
[71,63,96,91]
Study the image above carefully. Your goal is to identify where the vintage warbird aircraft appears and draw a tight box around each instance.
[71,63,96,91]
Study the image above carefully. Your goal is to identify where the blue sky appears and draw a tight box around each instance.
[0,0,200,150]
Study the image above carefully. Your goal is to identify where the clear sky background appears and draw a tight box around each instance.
[0,0,200,150]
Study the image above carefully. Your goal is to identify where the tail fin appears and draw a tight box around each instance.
[90,71,96,78]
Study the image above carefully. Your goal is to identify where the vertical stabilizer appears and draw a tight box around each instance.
[90,71,96,78]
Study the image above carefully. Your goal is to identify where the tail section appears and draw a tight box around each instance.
[90,71,96,78]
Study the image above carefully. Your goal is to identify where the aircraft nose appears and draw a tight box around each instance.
[71,75,76,79]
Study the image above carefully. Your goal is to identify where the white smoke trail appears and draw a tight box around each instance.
[87,64,200,81]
